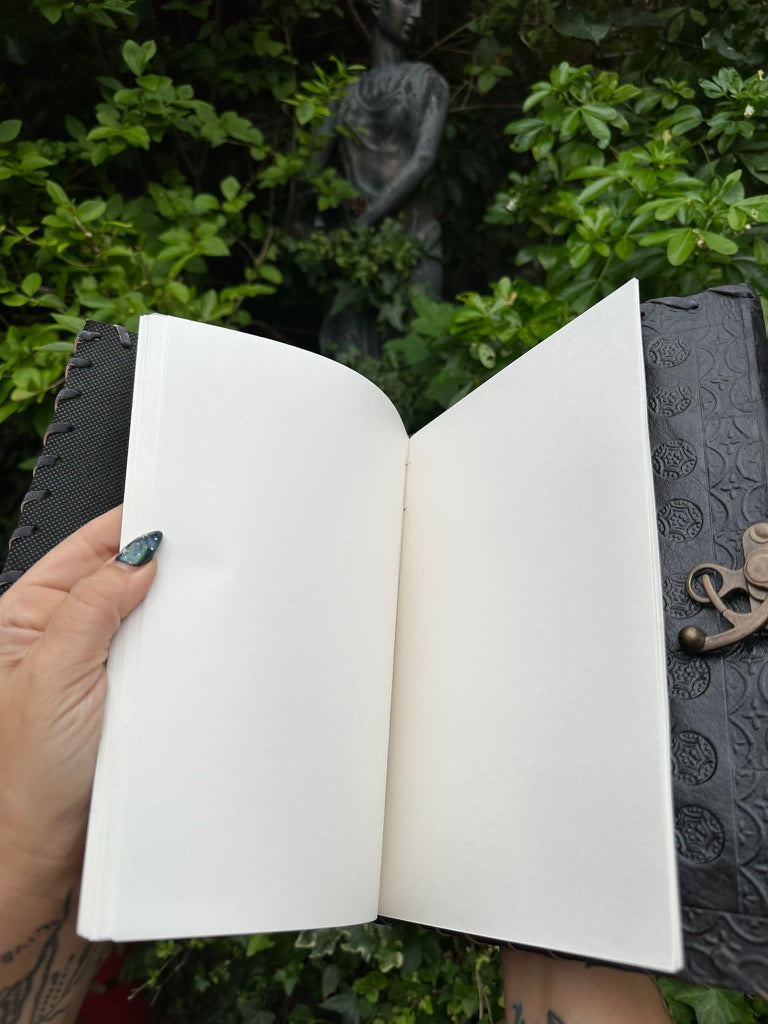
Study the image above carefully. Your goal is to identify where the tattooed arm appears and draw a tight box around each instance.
[501,948,672,1024]
[0,882,104,1024]
[0,508,160,1022]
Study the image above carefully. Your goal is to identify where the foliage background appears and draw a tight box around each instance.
[4,0,768,1021]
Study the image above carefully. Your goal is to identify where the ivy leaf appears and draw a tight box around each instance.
[673,985,753,1024]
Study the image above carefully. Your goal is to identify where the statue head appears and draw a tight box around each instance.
[369,0,422,45]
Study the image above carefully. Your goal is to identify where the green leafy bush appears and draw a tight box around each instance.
[489,62,768,310]
[5,2,768,1022]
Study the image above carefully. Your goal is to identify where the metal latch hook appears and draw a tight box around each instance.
[679,522,768,654]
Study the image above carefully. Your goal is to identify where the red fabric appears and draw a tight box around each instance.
[78,952,152,1024]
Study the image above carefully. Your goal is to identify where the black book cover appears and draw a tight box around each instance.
[0,321,136,596]
[643,284,768,991]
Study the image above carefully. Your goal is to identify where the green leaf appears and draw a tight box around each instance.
[295,99,315,125]
[554,11,611,44]
[77,198,106,222]
[581,111,611,147]
[122,38,157,77]
[637,228,684,246]
[45,179,69,206]
[220,175,240,201]
[476,69,497,94]
[0,119,22,143]
[727,207,748,231]
[37,341,74,352]
[476,342,496,368]
[699,231,738,255]
[654,198,687,220]
[666,228,696,266]
[673,984,753,1024]
[754,236,768,264]
[120,125,151,149]
[21,272,42,296]
[245,933,274,956]
[259,264,283,285]
[197,235,229,257]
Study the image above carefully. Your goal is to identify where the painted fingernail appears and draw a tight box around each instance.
[116,531,163,566]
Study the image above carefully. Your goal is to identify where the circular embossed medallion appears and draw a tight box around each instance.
[647,336,691,368]
[666,650,710,698]
[657,499,704,541]
[652,439,697,479]
[675,805,725,863]
[647,383,692,416]
[671,731,717,784]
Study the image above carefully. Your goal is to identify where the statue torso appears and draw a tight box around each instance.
[336,62,447,202]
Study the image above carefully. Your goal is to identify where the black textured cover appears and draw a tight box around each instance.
[642,284,768,992]
[0,321,137,596]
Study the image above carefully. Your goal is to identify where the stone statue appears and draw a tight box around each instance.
[317,0,449,356]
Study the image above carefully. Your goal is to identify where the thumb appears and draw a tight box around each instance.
[33,531,162,688]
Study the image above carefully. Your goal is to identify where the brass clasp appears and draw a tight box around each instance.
[679,522,768,654]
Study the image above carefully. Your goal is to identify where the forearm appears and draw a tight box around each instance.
[0,855,103,1023]
[501,948,671,1024]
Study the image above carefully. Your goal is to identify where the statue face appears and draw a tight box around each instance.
[376,0,422,44]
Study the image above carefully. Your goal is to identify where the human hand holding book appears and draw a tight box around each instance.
[0,507,160,1023]
[0,505,673,1024]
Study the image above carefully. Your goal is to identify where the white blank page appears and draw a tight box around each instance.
[380,281,681,971]
[79,316,408,940]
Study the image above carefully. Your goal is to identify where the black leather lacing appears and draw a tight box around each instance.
[116,325,133,349]
[645,296,701,311]
[54,386,81,409]
[21,489,50,507]
[5,328,100,552]
[75,329,99,345]
[43,421,73,443]
[9,524,36,543]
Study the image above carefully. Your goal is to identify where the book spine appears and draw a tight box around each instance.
[0,322,137,596]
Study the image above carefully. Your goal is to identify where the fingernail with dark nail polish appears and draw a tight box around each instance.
[116,531,163,566]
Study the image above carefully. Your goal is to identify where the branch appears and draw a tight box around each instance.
[346,0,370,45]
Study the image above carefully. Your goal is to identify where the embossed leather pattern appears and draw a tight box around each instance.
[643,285,768,991]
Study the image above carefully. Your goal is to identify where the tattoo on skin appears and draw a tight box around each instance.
[0,891,99,1024]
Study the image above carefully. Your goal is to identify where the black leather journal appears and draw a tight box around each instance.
[4,291,768,991]
[0,321,136,597]
[642,285,768,991]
